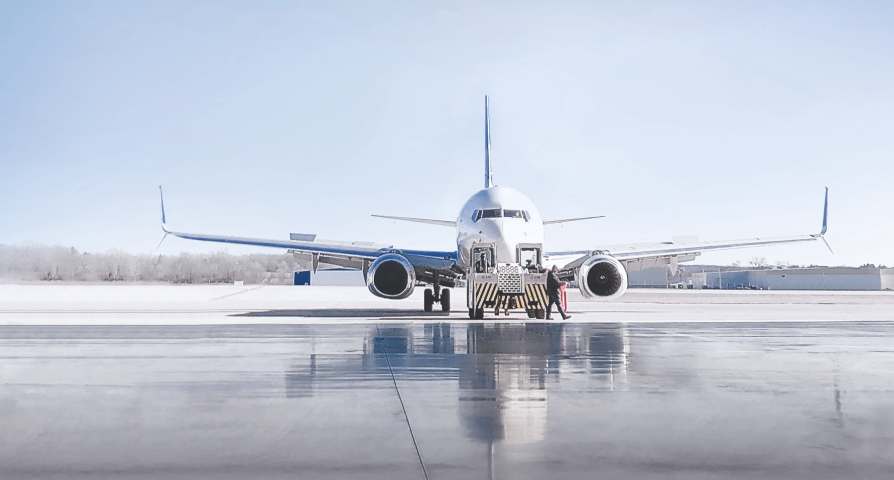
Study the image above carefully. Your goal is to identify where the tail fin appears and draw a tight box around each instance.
[484,96,494,188]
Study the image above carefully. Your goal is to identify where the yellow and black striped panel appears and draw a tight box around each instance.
[474,282,499,309]
[524,283,548,308]
[494,295,510,312]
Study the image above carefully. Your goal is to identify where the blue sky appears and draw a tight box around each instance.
[1,0,892,267]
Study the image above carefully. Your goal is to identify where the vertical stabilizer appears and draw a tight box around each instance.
[484,96,494,188]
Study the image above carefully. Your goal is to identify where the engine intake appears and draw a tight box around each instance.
[367,254,416,299]
[577,255,628,300]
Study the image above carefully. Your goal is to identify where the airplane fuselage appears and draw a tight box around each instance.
[455,186,545,269]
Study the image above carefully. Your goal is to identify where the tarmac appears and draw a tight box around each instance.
[1,284,894,479]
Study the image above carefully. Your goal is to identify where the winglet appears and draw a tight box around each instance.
[484,95,494,188]
[159,186,170,233]
[813,187,832,254]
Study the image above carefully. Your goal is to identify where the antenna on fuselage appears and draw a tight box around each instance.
[484,95,494,188]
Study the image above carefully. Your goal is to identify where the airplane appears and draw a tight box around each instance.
[159,96,830,318]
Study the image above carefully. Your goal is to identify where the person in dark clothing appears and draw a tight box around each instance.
[545,265,571,320]
[475,253,489,273]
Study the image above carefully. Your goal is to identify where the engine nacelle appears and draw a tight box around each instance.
[367,254,416,300]
[577,255,628,300]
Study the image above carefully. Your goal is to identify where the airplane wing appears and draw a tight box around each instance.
[548,188,831,274]
[158,187,457,276]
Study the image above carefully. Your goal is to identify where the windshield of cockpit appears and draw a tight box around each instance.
[473,209,530,222]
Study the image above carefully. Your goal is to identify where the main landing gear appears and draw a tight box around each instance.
[423,277,451,313]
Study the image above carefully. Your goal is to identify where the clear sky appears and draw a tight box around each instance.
[1,0,892,267]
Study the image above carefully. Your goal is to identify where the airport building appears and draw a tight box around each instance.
[294,268,366,286]
[630,266,894,291]
[627,268,670,288]
[704,267,893,291]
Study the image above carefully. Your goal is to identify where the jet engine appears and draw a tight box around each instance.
[577,255,628,300]
[367,254,416,300]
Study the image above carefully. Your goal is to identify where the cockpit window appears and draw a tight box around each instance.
[472,209,531,222]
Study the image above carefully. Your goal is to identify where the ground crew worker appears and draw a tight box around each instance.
[475,253,489,273]
[546,265,571,320]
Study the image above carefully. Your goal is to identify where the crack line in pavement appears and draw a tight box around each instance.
[376,324,430,480]
[210,285,265,301]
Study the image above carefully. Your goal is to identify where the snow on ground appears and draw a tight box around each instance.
[0,284,891,325]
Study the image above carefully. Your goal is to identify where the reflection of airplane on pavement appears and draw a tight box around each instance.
[286,323,629,440]
[285,322,629,479]
[159,97,831,317]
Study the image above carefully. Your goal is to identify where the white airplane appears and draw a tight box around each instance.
[159,96,830,317]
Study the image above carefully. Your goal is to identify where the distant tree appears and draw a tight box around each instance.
[859,263,877,269]
[748,257,769,269]
[731,260,742,268]
[0,243,306,284]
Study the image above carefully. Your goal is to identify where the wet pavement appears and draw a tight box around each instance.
[2,321,894,479]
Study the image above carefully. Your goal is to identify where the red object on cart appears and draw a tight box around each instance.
[560,283,568,312]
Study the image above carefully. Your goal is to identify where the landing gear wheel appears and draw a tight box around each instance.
[468,308,484,320]
[526,309,535,319]
[440,288,451,312]
[424,288,433,312]
[535,309,545,320]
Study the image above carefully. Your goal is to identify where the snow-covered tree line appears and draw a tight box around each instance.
[0,244,310,284]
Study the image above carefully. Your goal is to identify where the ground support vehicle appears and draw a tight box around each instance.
[466,264,549,319]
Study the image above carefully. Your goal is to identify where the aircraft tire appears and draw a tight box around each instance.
[424,289,433,312]
[526,309,535,319]
[535,309,545,320]
[440,289,450,312]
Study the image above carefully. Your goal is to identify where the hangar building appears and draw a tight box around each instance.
[630,266,893,291]
[703,267,893,291]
